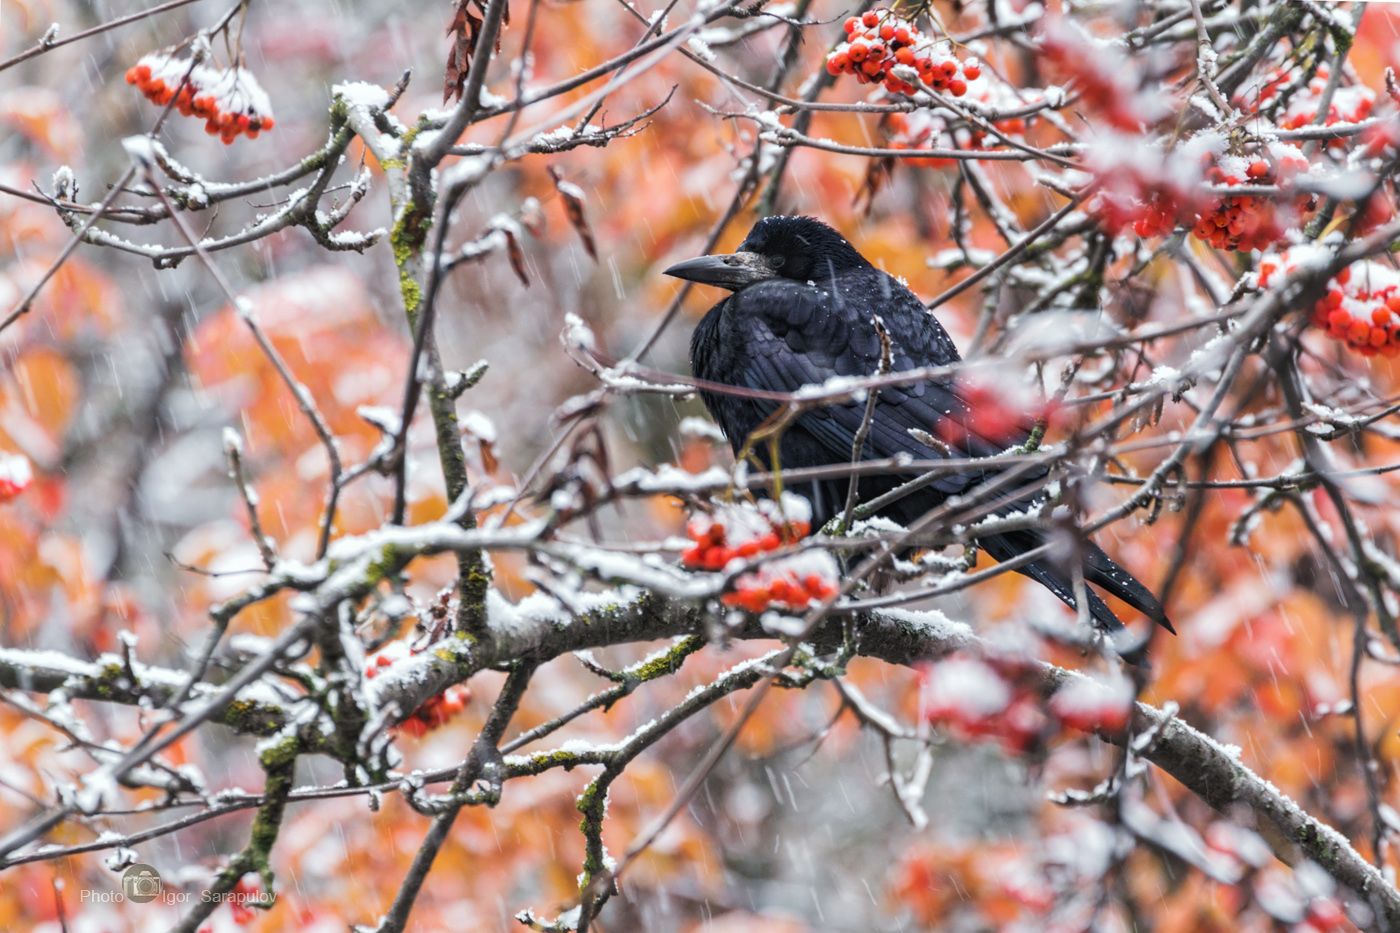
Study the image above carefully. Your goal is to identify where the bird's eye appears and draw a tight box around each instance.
[769,255,786,269]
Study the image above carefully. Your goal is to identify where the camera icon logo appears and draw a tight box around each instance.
[121,863,162,903]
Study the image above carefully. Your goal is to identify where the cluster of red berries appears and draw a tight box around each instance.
[1244,64,1375,148]
[1193,150,1312,252]
[0,452,32,502]
[1297,897,1351,932]
[826,10,979,98]
[680,515,810,570]
[228,876,266,925]
[1090,175,1190,239]
[1085,139,1203,238]
[883,81,1031,166]
[721,570,839,613]
[1262,249,1400,357]
[1038,17,1165,131]
[364,642,471,737]
[126,54,275,144]
[934,379,1056,448]
[920,655,1046,753]
[1046,676,1134,733]
[920,654,1133,754]
[681,498,840,613]
[1361,118,1400,159]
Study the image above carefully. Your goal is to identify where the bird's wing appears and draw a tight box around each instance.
[723,280,1031,498]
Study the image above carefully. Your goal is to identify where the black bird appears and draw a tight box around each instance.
[667,215,1173,646]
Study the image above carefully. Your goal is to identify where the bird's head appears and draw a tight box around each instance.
[664,216,871,291]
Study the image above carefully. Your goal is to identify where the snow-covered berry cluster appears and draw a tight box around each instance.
[126,53,275,144]
[1193,148,1312,252]
[0,452,32,502]
[920,655,1046,753]
[1095,186,1183,238]
[681,495,839,613]
[1087,136,1318,250]
[1046,675,1135,733]
[228,876,267,925]
[935,377,1056,449]
[1088,165,1193,238]
[826,10,979,98]
[1242,64,1375,147]
[680,509,810,570]
[920,654,1133,754]
[364,641,472,737]
[1037,17,1168,131]
[721,567,839,614]
[1261,247,1400,357]
[1361,118,1400,159]
[883,79,1032,166]
[1084,136,1209,238]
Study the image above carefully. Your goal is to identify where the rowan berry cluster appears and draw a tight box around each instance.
[1089,176,1190,239]
[934,378,1056,448]
[920,655,1046,753]
[1261,248,1400,357]
[1038,17,1168,131]
[1085,138,1205,238]
[681,496,840,613]
[1193,148,1312,252]
[680,512,810,570]
[720,569,838,613]
[228,876,266,925]
[126,53,275,144]
[1361,118,1400,159]
[0,452,32,502]
[364,641,472,737]
[920,654,1133,754]
[1046,676,1134,733]
[1244,64,1375,147]
[826,10,979,98]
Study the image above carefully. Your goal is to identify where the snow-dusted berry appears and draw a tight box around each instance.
[1048,675,1134,733]
[364,641,472,736]
[1239,64,1375,151]
[681,495,839,613]
[0,452,33,502]
[919,655,1046,753]
[1262,247,1400,357]
[826,10,979,98]
[126,53,275,144]
[1192,145,1312,252]
[1038,17,1169,131]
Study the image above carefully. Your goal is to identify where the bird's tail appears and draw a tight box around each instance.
[1082,541,1175,634]
[979,532,1174,657]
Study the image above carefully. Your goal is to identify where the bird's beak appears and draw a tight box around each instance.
[664,251,777,291]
